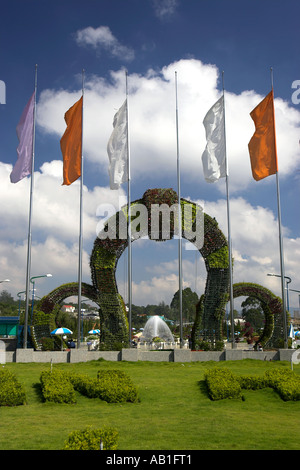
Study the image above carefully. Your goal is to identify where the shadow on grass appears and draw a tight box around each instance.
[198,380,210,399]
[32,382,43,402]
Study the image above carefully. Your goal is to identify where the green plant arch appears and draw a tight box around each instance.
[232,282,283,349]
[191,282,283,349]
[34,188,232,347]
[37,282,99,315]
[36,189,283,350]
[89,188,230,347]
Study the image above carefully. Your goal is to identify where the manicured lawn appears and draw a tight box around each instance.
[0,359,299,450]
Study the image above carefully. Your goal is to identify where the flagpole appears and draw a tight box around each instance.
[175,71,183,348]
[126,71,132,347]
[77,69,85,349]
[222,72,235,349]
[23,64,37,348]
[271,68,288,348]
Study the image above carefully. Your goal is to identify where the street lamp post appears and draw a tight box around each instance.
[267,273,291,348]
[30,274,52,324]
[17,290,26,319]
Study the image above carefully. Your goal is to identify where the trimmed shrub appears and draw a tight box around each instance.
[204,368,300,402]
[63,425,118,450]
[68,369,139,403]
[264,369,300,401]
[204,368,242,401]
[40,370,76,404]
[0,369,26,406]
[237,375,267,390]
[97,370,139,403]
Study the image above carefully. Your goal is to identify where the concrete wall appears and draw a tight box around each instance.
[3,347,294,363]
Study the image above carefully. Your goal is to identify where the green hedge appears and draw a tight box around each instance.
[97,370,139,403]
[204,368,243,400]
[40,370,76,404]
[264,369,300,401]
[39,368,139,405]
[63,425,119,450]
[204,368,300,402]
[69,369,139,403]
[0,369,26,406]
[237,374,266,390]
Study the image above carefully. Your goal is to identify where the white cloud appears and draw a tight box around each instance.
[75,26,135,62]
[36,59,300,193]
[152,0,179,21]
[0,160,126,298]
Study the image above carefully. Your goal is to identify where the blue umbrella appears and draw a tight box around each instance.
[88,329,100,334]
[51,327,73,350]
[51,327,73,335]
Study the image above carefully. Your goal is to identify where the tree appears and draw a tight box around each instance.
[170,288,199,323]
[241,296,264,334]
[0,290,18,316]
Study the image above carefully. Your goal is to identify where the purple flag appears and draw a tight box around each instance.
[10,92,35,183]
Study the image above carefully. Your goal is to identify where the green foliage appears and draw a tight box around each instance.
[206,246,229,268]
[204,368,243,400]
[40,337,55,351]
[237,375,267,390]
[0,369,26,406]
[196,340,224,351]
[63,425,118,450]
[264,369,300,401]
[68,369,139,403]
[41,368,140,404]
[204,368,300,402]
[40,370,76,404]
[233,282,283,348]
[97,370,139,403]
[171,287,199,323]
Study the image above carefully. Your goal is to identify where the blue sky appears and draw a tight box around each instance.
[0,0,299,311]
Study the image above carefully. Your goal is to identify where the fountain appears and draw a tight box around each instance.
[140,315,174,344]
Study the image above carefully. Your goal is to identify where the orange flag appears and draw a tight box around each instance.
[60,96,83,185]
[248,90,278,181]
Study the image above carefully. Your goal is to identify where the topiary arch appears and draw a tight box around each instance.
[232,282,283,349]
[38,282,99,314]
[89,188,230,347]
[37,189,230,348]
[37,188,283,350]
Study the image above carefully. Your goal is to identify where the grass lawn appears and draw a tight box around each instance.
[0,359,299,450]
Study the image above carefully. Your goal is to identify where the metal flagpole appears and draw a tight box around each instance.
[222,72,235,349]
[24,64,37,348]
[77,69,85,349]
[271,68,288,348]
[175,71,183,347]
[126,71,132,347]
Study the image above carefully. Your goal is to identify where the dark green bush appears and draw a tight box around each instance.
[204,368,300,402]
[97,370,139,403]
[63,425,118,450]
[0,369,26,406]
[204,368,242,400]
[40,337,55,351]
[40,370,76,404]
[237,375,267,390]
[264,369,300,401]
[68,369,139,403]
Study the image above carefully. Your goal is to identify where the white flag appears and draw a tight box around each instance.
[201,96,226,183]
[107,100,128,190]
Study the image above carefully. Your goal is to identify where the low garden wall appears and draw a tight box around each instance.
[2,348,295,363]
